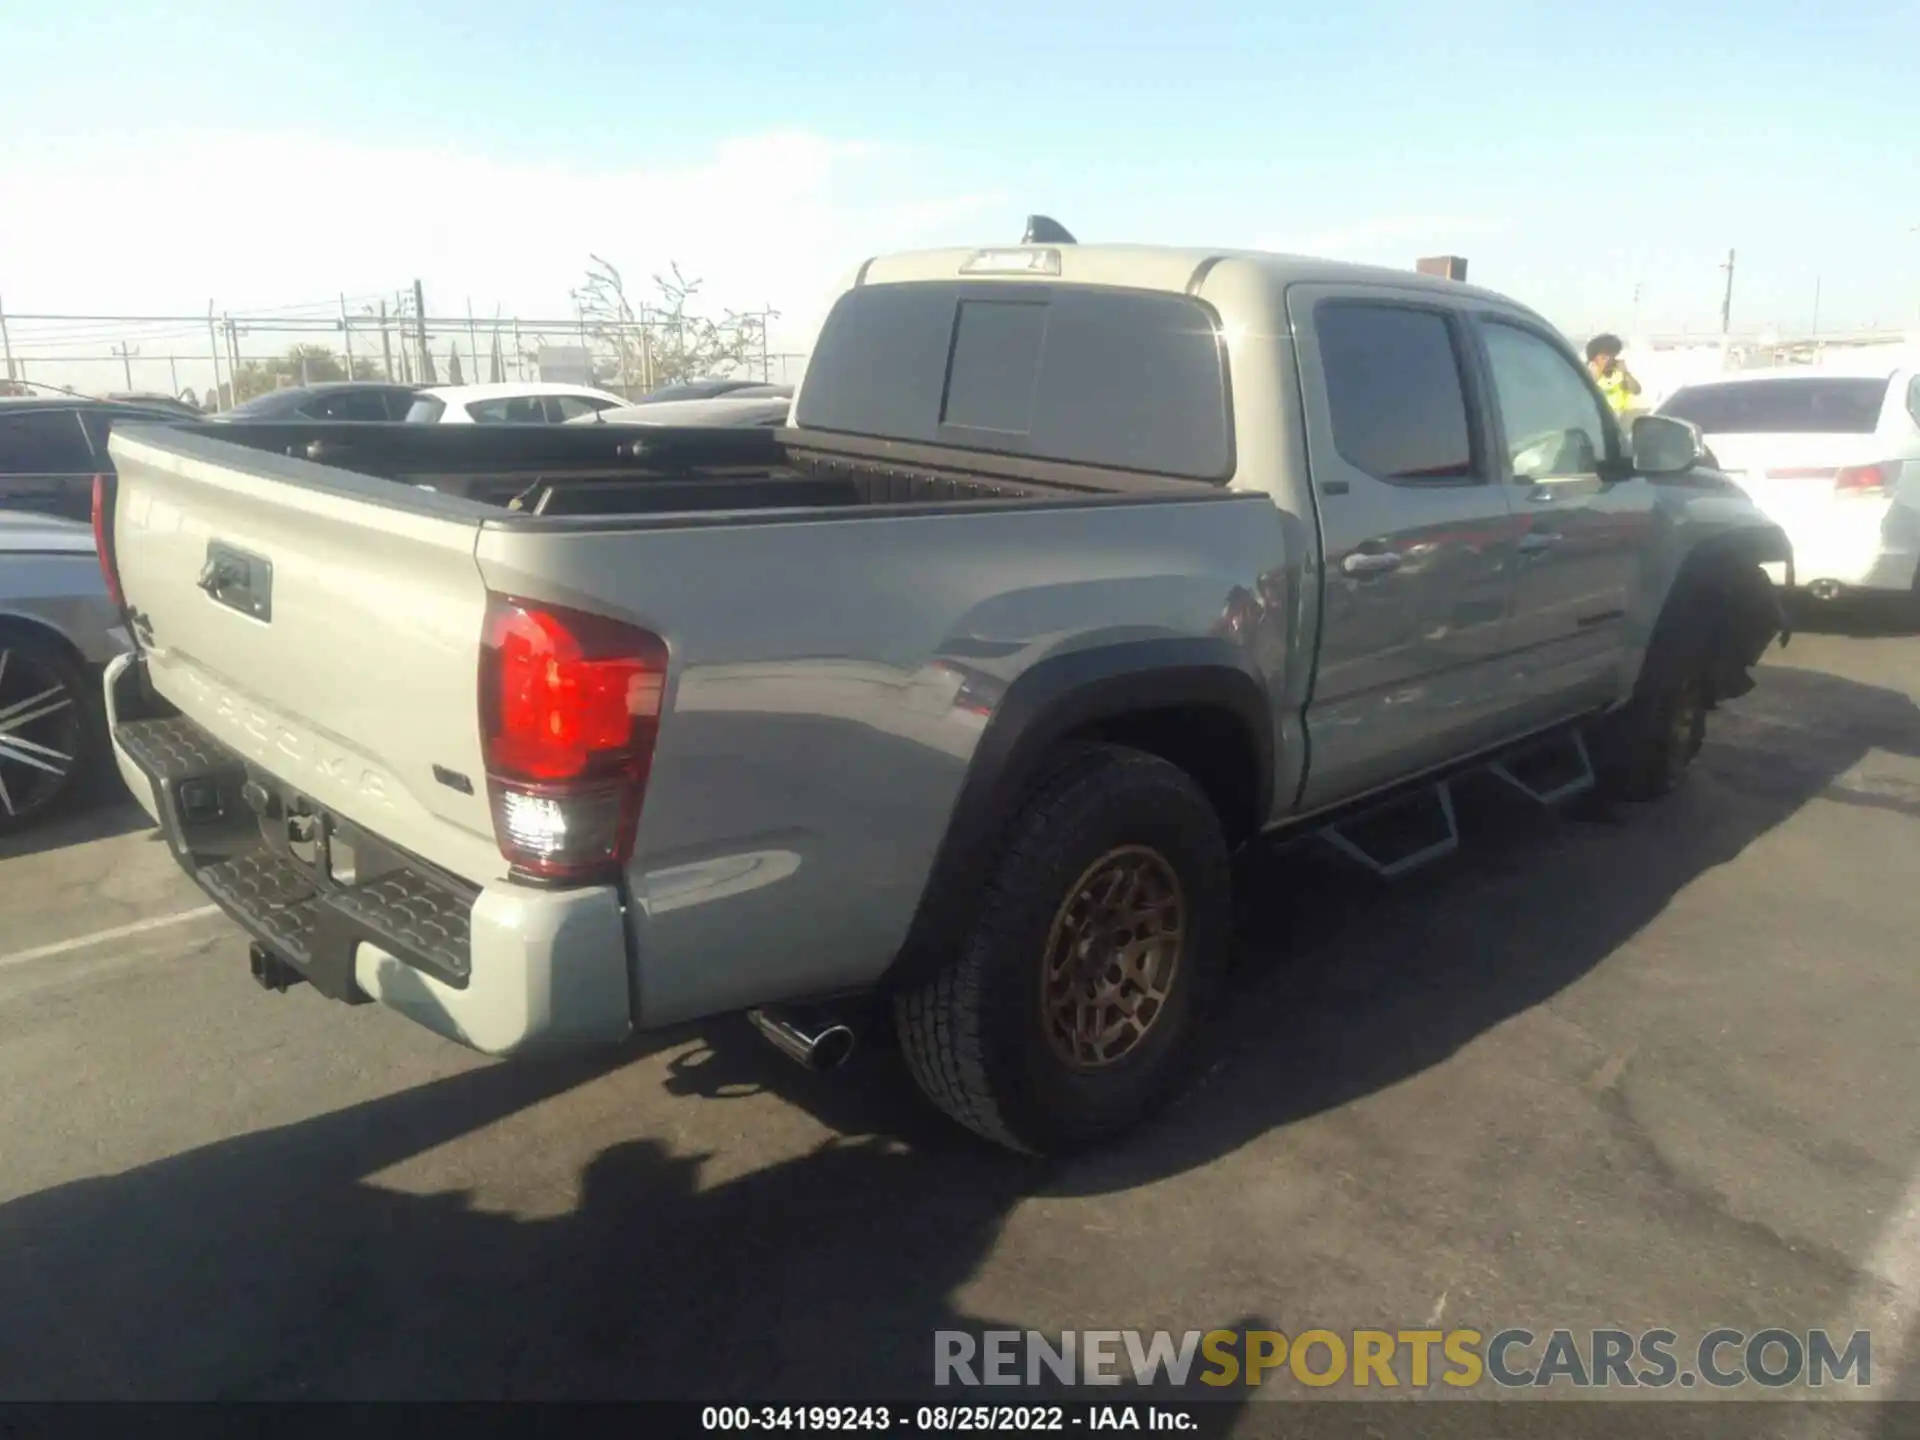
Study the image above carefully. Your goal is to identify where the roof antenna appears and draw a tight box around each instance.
[1022,214,1077,245]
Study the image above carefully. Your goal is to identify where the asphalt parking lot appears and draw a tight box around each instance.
[2,616,1919,1431]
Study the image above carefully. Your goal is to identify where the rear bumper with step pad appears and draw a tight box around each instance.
[103,652,634,1056]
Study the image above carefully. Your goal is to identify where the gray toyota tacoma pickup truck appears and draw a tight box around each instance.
[97,239,1789,1153]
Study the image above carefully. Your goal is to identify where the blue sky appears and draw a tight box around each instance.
[3,0,1917,372]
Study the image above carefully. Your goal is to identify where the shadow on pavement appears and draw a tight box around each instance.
[0,660,1916,1407]
[0,792,146,864]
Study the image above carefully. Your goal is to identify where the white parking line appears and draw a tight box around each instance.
[0,905,222,971]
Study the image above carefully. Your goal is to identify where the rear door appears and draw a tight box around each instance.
[1288,287,1523,809]
[0,408,95,520]
[1471,314,1652,716]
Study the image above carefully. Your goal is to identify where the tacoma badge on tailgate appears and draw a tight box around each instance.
[197,541,273,622]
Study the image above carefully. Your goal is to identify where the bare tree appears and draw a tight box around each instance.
[574,255,772,393]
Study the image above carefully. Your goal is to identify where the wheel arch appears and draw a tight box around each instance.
[883,636,1273,993]
[1641,524,1791,704]
[0,610,93,672]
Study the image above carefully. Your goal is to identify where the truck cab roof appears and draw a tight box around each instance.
[854,242,1528,317]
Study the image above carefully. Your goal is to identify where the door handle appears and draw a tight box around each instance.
[1342,549,1404,576]
[1517,532,1562,554]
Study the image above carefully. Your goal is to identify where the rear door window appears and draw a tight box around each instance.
[1313,303,1477,481]
[795,282,1232,479]
[466,395,548,424]
[1661,377,1890,434]
[301,390,393,421]
[0,410,94,473]
[547,394,614,422]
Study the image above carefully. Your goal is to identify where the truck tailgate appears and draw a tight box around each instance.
[107,427,504,884]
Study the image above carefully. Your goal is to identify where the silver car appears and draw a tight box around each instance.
[0,510,127,832]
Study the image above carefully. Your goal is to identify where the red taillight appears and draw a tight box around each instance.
[1834,463,1890,497]
[1764,464,1893,498]
[479,594,669,881]
[91,474,125,609]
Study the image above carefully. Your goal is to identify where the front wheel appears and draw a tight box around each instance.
[1592,664,1708,802]
[893,745,1232,1155]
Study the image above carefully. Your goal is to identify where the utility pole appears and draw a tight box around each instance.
[1719,248,1736,337]
[340,294,355,378]
[466,299,481,387]
[1812,276,1822,338]
[412,279,432,383]
[207,303,223,409]
[0,294,15,383]
[378,300,394,380]
[223,314,241,396]
[111,340,137,389]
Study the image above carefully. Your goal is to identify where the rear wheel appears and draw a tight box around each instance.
[893,745,1232,1155]
[0,630,97,835]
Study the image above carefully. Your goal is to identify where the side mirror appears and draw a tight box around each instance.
[1631,414,1705,475]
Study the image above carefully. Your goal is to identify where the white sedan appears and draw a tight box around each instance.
[404,382,631,425]
[1658,358,1920,602]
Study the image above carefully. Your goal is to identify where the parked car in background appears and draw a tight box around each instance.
[105,393,208,419]
[629,377,773,404]
[404,382,630,425]
[0,396,192,523]
[1658,360,1920,602]
[215,382,422,423]
[0,506,125,833]
[573,393,792,428]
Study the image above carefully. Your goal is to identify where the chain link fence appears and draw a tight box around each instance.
[0,287,803,411]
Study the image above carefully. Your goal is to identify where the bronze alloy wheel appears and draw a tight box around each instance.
[1041,844,1186,1070]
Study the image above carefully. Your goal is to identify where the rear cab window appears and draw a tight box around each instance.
[794,281,1232,480]
[1661,377,1891,434]
[1311,302,1479,482]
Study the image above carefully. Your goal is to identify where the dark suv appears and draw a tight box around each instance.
[216,382,421,422]
[0,396,193,523]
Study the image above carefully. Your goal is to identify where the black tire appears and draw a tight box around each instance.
[1591,662,1708,802]
[893,745,1233,1155]
[0,627,100,836]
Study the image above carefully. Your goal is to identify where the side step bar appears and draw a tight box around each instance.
[1486,730,1596,807]
[1312,726,1597,880]
[1320,783,1460,880]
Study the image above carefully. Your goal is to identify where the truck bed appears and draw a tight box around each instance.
[181,421,1202,521]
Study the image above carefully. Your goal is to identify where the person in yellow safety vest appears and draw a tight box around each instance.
[1585,333,1642,416]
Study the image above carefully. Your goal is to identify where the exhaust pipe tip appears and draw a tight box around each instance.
[748,1007,858,1073]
